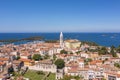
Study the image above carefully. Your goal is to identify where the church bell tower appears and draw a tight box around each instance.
[60,32,63,48]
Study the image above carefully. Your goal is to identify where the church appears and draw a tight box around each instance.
[59,32,81,49]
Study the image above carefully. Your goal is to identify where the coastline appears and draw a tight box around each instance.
[0,33,120,47]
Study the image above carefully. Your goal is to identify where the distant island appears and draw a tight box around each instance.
[0,36,44,43]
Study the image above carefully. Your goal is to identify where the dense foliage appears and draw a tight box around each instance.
[55,59,65,69]
[53,54,57,61]
[8,66,14,74]
[60,50,68,54]
[32,54,42,61]
[114,63,120,68]
[98,47,109,55]
[81,41,98,46]
[110,45,117,57]
[84,58,92,65]
[44,54,50,59]
[116,45,120,53]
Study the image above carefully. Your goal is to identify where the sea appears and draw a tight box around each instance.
[0,33,120,47]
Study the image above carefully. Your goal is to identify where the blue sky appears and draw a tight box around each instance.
[0,0,120,32]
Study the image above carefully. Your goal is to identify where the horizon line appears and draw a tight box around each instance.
[0,32,120,33]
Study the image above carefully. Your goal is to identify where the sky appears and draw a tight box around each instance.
[0,0,120,33]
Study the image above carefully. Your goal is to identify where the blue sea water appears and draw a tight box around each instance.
[0,33,120,47]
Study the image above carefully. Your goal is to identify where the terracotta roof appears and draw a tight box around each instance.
[68,67,79,73]
[89,60,102,65]
[105,72,120,78]
[39,59,53,64]
[0,58,9,61]
[19,58,34,62]
[13,60,22,65]
[65,61,79,67]
[78,68,89,71]
[78,59,84,62]
[0,62,5,66]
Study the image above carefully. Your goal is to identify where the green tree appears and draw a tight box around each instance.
[98,47,109,55]
[44,54,50,59]
[16,56,20,60]
[60,50,68,54]
[114,63,120,68]
[116,45,120,53]
[84,58,92,65]
[8,66,14,74]
[32,54,42,61]
[110,46,117,57]
[53,54,57,61]
[76,51,81,55]
[55,59,65,69]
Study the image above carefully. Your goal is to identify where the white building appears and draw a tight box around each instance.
[30,59,57,73]
[60,32,64,48]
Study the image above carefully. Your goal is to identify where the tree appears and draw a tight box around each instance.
[60,50,68,54]
[76,51,81,55]
[44,54,49,59]
[110,46,117,57]
[70,52,73,54]
[116,45,120,53]
[114,63,120,68]
[53,54,57,61]
[16,56,20,60]
[98,47,109,55]
[55,59,65,69]
[32,54,42,61]
[84,58,92,65]
[8,66,14,74]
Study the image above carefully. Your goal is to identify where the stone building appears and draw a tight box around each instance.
[35,59,57,73]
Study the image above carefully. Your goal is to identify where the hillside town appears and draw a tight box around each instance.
[0,32,120,80]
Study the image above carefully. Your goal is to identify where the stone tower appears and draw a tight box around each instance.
[60,32,63,48]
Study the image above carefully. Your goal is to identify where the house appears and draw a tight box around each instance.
[64,39,81,49]
[65,61,79,74]
[67,67,89,80]
[111,58,120,63]
[89,61,97,68]
[67,67,79,76]
[56,69,64,80]
[19,58,34,66]
[0,58,10,65]
[99,55,112,60]
[32,59,57,73]
[0,62,5,72]
[20,52,31,59]
[10,51,20,57]
[104,72,120,80]
[12,60,24,71]
[80,52,89,58]
[77,59,84,68]
[78,68,89,80]
[89,60,103,68]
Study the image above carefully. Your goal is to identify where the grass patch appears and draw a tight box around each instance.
[13,70,56,80]
[46,73,56,80]
[24,70,45,80]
